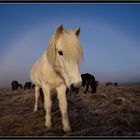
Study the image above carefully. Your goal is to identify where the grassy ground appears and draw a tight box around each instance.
[0,84,140,136]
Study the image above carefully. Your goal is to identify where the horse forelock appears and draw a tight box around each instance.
[60,30,83,63]
[46,28,83,65]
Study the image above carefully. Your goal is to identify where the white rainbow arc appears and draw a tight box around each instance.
[0,20,140,86]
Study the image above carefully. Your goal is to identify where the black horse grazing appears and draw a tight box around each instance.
[66,73,97,94]
[24,82,32,89]
[11,81,19,90]
[81,73,96,94]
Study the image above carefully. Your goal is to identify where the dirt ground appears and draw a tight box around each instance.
[0,84,140,136]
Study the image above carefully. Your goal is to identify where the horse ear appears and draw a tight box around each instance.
[75,27,80,36]
[56,24,63,34]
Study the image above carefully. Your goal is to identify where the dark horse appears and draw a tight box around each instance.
[66,73,97,94]
[81,73,96,94]
[24,82,32,89]
[11,81,19,90]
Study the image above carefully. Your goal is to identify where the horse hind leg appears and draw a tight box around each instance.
[34,85,40,112]
[56,84,71,132]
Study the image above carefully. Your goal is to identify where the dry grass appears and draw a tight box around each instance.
[0,84,140,136]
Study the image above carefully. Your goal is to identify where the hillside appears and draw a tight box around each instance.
[0,84,140,136]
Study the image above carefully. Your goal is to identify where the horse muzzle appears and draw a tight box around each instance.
[70,81,82,89]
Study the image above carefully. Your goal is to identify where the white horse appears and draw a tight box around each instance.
[30,25,83,132]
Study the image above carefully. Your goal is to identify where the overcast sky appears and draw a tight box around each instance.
[0,3,140,86]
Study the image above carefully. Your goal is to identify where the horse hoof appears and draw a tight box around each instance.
[45,122,52,128]
[63,126,71,133]
[34,108,37,112]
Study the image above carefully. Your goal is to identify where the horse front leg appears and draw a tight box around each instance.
[34,86,40,112]
[56,84,71,132]
[42,84,52,128]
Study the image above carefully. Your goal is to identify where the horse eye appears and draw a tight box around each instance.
[58,51,63,56]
